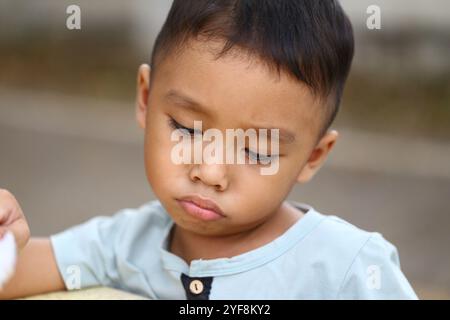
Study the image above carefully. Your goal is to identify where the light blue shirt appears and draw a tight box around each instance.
[50,200,418,299]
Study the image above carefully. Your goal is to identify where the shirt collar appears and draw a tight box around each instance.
[159,201,326,277]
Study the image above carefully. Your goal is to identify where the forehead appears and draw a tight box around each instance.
[152,40,323,141]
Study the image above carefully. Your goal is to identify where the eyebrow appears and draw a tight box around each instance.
[164,89,212,116]
[251,125,296,144]
[164,89,296,144]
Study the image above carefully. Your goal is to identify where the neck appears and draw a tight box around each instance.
[169,201,304,265]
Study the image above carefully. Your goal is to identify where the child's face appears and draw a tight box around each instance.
[136,40,338,237]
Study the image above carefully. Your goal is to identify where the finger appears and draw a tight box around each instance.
[0,208,8,224]
[0,205,14,225]
[8,219,30,249]
[0,190,15,223]
[0,226,7,240]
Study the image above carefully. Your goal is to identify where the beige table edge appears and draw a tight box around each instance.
[21,286,149,300]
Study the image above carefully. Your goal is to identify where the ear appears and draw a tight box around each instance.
[136,64,151,129]
[296,130,339,184]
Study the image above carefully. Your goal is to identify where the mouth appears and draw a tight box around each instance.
[176,195,225,221]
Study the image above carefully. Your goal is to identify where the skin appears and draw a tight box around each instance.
[136,40,339,263]
[0,190,64,299]
[0,38,338,298]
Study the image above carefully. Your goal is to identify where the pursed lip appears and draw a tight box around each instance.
[177,194,225,217]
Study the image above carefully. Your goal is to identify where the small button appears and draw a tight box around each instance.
[189,279,204,295]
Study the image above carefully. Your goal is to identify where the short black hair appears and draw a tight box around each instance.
[150,0,354,138]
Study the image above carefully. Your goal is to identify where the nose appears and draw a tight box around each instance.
[188,163,229,192]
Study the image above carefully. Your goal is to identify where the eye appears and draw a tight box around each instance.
[168,117,202,136]
[245,148,279,165]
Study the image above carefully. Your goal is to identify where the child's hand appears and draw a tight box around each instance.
[0,189,30,251]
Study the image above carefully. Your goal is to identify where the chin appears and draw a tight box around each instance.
[175,216,229,235]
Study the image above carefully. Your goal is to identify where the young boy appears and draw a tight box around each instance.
[0,0,417,299]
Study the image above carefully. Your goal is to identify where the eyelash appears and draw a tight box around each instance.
[167,116,280,164]
[168,117,201,135]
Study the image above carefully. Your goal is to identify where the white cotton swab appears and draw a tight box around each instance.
[0,231,17,290]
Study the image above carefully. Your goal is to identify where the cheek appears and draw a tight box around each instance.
[143,114,178,192]
[253,173,291,201]
[232,164,294,212]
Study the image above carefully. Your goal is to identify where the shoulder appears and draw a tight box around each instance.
[300,208,417,299]
[313,213,402,270]
[49,200,172,290]
[51,199,172,251]
[302,209,379,265]
[111,200,172,232]
[103,200,173,249]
